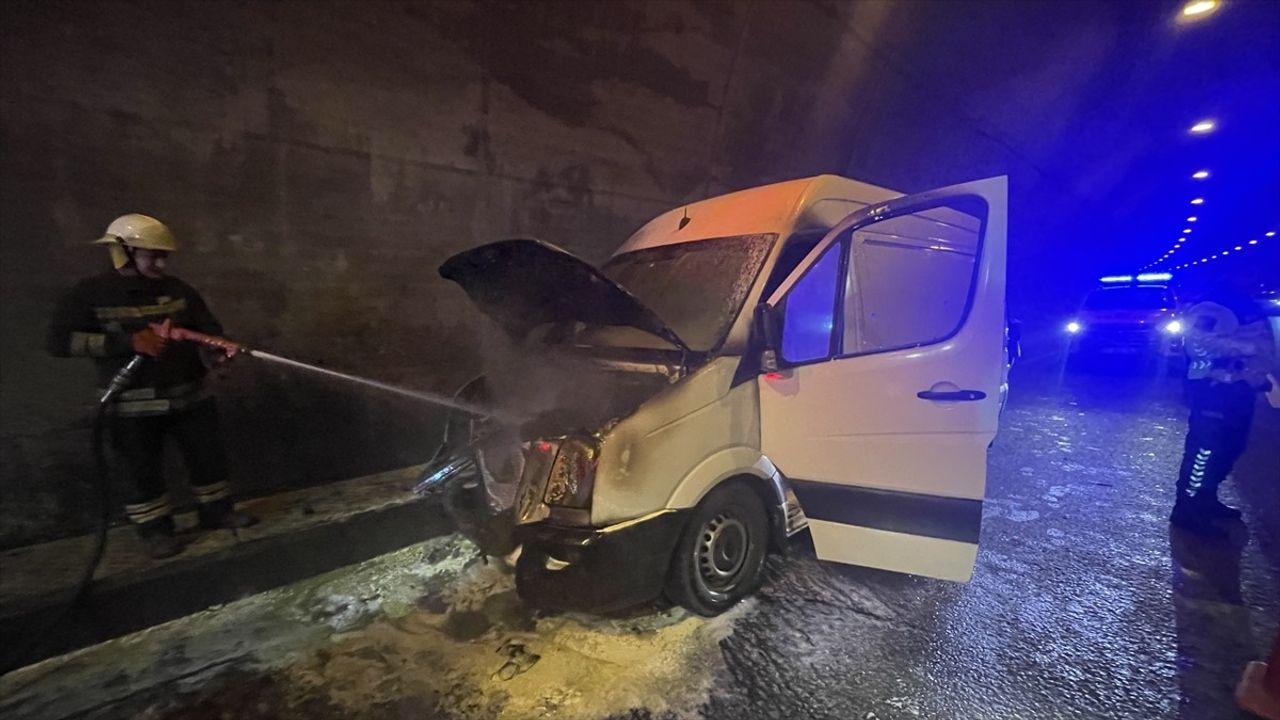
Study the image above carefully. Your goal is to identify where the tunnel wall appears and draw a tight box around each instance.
[0,0,1115,547]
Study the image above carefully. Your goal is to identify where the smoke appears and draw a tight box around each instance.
[456,323,677,513]
[474,324,675,439]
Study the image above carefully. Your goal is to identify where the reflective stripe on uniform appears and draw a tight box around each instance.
[105,385,208,416]
[1185,448,1212,497]
[100,382,200,402]
[93,297,187,321]
[192,481,230,503]
[125,494,173,524]
[69,331,108,357]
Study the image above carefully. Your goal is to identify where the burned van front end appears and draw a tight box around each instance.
[436,234,781,613]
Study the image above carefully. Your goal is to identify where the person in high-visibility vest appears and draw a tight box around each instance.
[1171,288,1276,537]
[47,214,256,558]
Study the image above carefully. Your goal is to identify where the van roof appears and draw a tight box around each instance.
[614,174,904,256]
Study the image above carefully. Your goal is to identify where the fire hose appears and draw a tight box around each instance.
[1,324,245,674]
[3,323,500,674]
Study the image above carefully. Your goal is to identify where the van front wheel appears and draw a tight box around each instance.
[665,482,768,616]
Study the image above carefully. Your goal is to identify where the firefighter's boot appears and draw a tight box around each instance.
[143,533,184,560]
[197,498,259,530]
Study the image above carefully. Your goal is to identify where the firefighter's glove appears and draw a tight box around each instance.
[199,345,234,369]
[130,326,170,358]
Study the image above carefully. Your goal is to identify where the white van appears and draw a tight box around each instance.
[432,174,1009,615]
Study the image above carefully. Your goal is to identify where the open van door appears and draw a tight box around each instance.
[759,176,1007,582]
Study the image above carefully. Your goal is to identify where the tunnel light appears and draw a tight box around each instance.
[1066,321,1082,334]
[1177,237,1187,243]
[1187,216,1198,222]
[1267,231,1277,237]
[1190,198,1205,205]
[1181,1,1219,19]
[1189,120,1216,134]
[1183,228,1192,233]
[1164,320,1184,335]
[1249,239,1258,245]
[1192,170,1210,179]
[1099,275,1134,283]
[1235,246,1243,251]
[1137,272,1173,282]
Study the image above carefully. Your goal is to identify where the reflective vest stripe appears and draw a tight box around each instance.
[69,331,108,357]
[93,298,187,321]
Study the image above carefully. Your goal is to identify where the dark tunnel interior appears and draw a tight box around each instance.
[1,1,1277,718]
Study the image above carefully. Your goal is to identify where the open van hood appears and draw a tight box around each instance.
[440,239,690,352]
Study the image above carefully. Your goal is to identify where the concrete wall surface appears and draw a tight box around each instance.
[1,0,1134,547]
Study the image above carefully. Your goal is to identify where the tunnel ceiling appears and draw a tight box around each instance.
[869,0,1280,288]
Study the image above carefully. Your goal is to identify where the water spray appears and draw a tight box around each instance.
[101,322,516,423]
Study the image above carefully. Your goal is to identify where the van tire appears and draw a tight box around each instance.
[665,482,768,616]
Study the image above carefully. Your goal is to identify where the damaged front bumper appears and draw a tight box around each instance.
[515,509,690,613]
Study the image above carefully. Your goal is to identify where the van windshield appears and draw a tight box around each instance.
[602,234,776,352]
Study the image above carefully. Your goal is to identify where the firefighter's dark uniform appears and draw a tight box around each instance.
[1172,297,1276,532]
[47,270,233,537]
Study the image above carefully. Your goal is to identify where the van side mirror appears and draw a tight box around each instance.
[755,303,781,373]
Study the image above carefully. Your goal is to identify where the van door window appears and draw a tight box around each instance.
[779,242,842,364]
[762,233,824,299]
[842,202,985,355]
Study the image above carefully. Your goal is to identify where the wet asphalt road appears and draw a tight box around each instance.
[2,353,1277,720]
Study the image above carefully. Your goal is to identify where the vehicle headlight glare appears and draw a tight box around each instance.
[1066,321,1082,334]
[1164,320,1183,335]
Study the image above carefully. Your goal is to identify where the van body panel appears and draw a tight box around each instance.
[590,356,759,526]
[758,175,1008,582]
[615,175,902,256]
[805,520,979,582]
[664,446,777,510]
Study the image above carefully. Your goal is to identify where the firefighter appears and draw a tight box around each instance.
[47,214,256,558]
[1170,287,1276,537]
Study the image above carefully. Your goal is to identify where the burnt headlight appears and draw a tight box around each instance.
[543,436,599,509]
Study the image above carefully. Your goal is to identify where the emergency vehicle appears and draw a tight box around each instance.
[1065,275,1184,367]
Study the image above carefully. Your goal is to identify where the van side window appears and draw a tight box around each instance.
[842,203,984,355]
[763,233,824,298]
[780,242,841,364]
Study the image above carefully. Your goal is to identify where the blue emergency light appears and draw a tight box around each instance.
[1098,272,1173,284]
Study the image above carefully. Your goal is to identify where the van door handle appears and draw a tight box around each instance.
[917,389,987,402]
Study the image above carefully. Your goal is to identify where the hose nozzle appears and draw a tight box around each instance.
[152,320,246,358]
[100,354,147,405]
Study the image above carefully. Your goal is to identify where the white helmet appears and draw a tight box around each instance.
[92,214,178,269]
[1185,300,1239,337]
